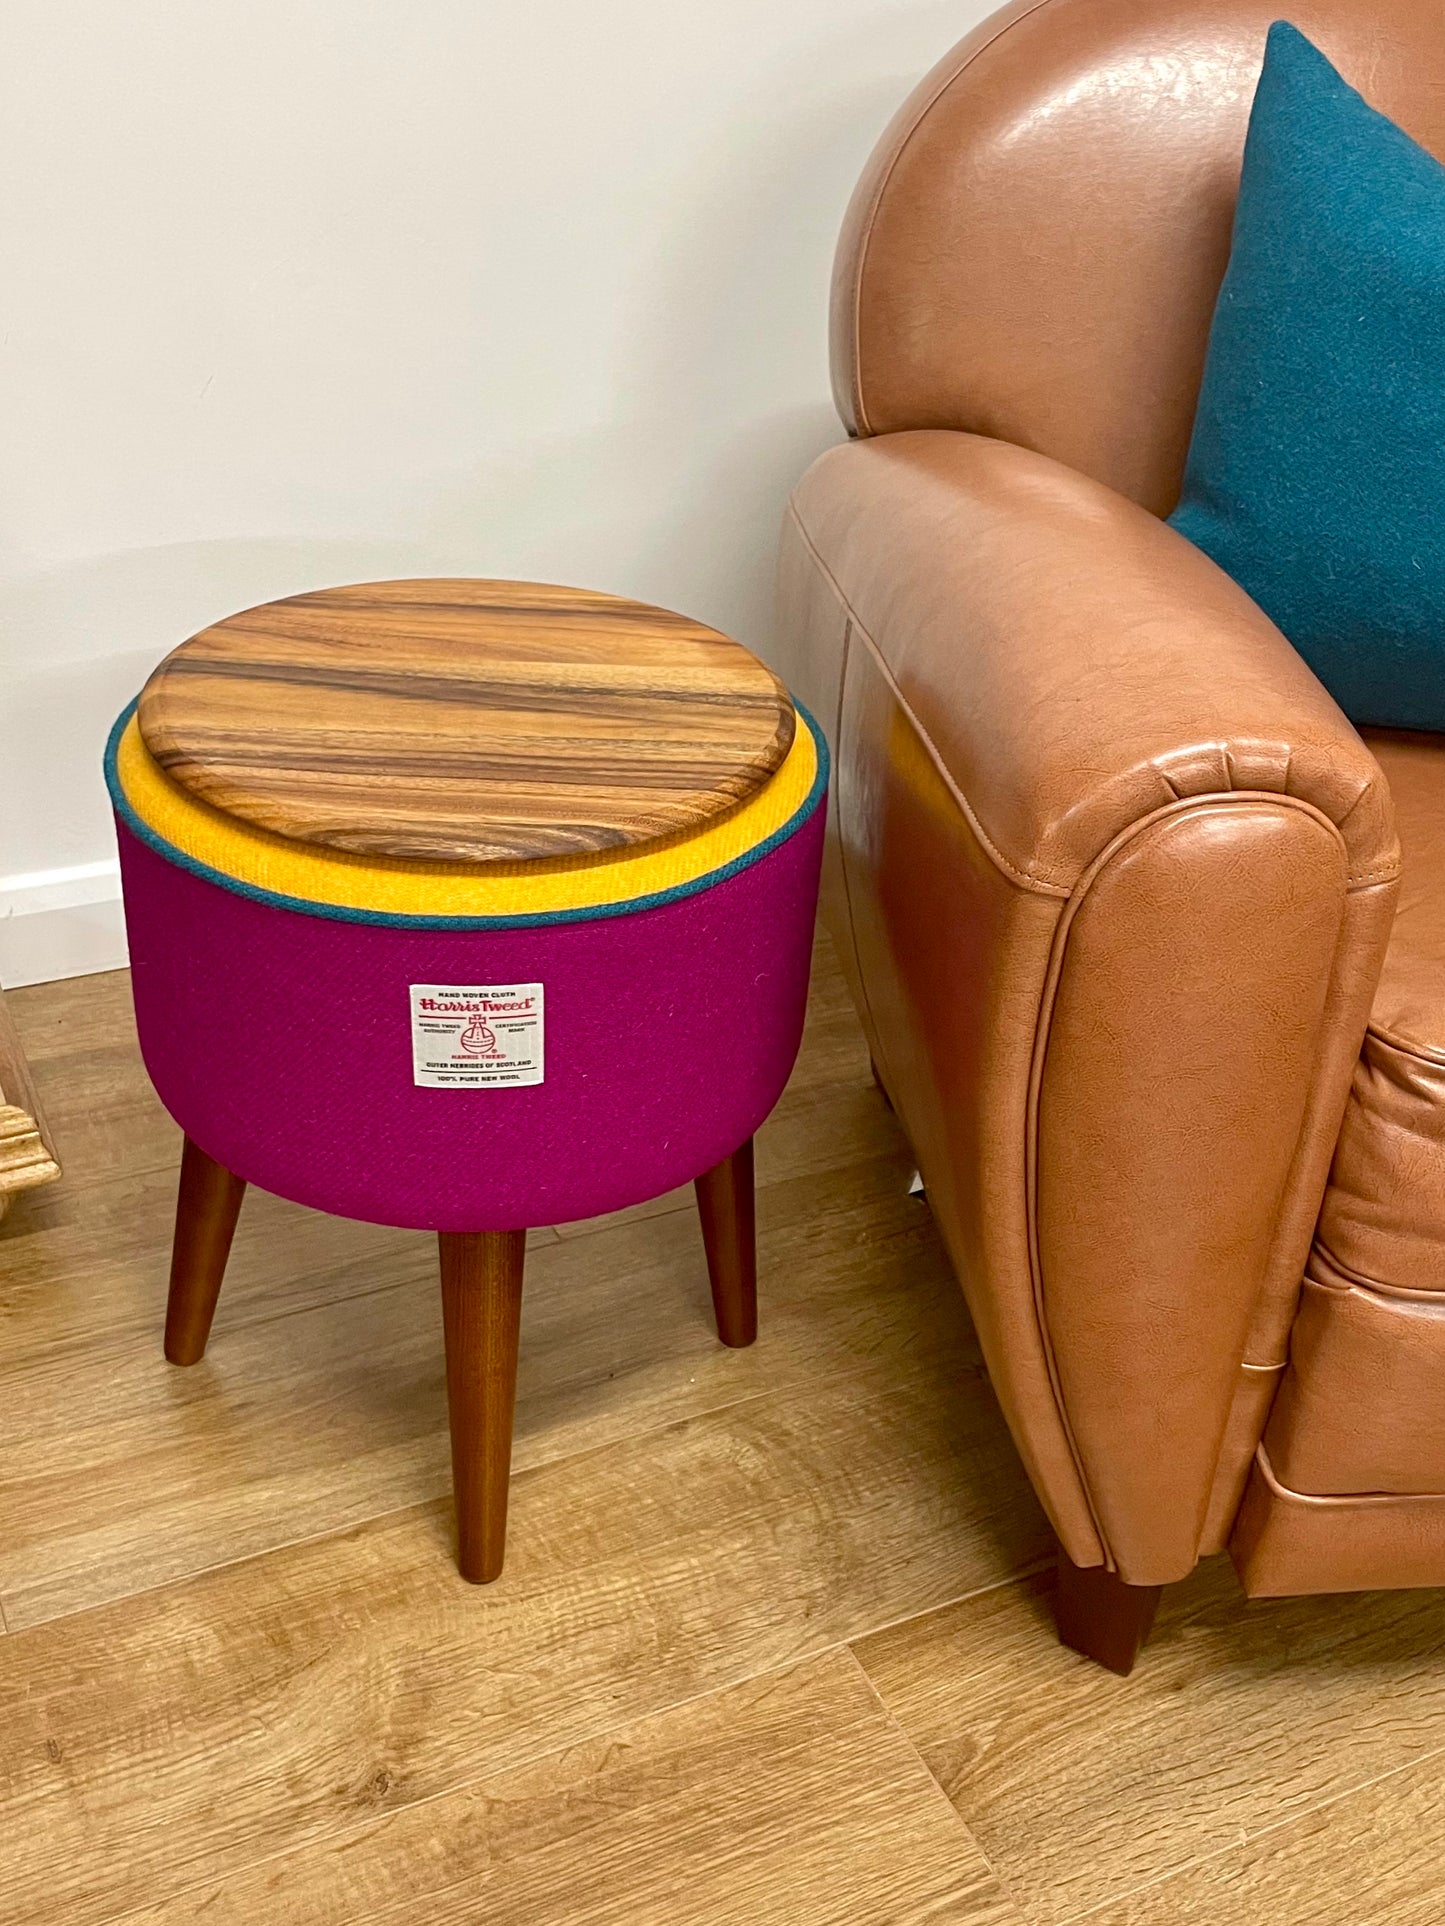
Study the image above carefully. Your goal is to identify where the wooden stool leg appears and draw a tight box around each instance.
[438,1229,526,1583]
[164,1136,247,1365]
[694,1137,757,1349]
[1054,1547,1163,1676]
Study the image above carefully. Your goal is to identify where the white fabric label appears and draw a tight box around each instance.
[409,982,544,1088]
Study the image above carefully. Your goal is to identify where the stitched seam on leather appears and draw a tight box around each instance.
[1253,1442,1445,1508]
[832,617,893,1083]
[779,513,853,759]
[1332,750,1400,881]
[783,501,1070,896]
[847,0,1061,435]
[855,629,1065,892]
[1028,797,1350,1572]
[795,507,1103,1563]
[1330,775,1403,882]
[783,528,896,1092]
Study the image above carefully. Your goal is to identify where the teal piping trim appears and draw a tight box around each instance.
[104,699,828,929]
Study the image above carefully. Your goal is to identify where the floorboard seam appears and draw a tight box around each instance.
[16,1573,1063,1918]
[1,1307,1007,1632]
[1051,1739,1445,1925]
[552,1198,694,1244]
[845,1557,1055,1659]
[841,1642,1033,1923]
[0,1260,435,1377]
[5,1141,899,1375]
[0,1394,741,1634]
[2,1357,964,1633]
[83,1638,980,1926]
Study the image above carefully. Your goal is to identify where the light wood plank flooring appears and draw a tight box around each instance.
[1,936,1441,1924]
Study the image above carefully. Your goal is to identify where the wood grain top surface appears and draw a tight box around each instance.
[136,579,796,864]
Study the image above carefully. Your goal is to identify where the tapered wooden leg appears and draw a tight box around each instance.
[694,1137,757,1348]
[164,1136,247,1365]
[1054,1547,1163,1676]
[438,1229,526,1583]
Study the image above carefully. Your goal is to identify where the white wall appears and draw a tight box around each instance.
[0,0,985,984]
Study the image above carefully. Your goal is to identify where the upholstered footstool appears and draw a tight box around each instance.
[105,579,826,1580]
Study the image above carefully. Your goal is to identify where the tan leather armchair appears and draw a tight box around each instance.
[778,0,1445,1672]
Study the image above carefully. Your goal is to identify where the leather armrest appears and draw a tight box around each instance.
[783,429,1397,891]
[777,430,1401,1584]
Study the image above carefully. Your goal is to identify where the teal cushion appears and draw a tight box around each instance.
[1169,21,1445,731]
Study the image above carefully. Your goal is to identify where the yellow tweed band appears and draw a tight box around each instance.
[110,704,822,923]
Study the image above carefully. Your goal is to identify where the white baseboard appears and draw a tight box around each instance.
[0,860,128,988]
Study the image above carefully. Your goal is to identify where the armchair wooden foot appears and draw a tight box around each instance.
[1053,1547,1163,1676]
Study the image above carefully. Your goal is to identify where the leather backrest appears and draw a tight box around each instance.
[834,0,1445,513]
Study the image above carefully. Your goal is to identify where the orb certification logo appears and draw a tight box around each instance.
[459,1017,497,1056]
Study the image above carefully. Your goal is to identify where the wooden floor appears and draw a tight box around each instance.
[2,937,1442,1924]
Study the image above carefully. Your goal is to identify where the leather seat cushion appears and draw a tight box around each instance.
[1317,730,1445,1293]
[1263,729,1445,1497]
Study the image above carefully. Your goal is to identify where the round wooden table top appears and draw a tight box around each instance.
[136,579,796,865]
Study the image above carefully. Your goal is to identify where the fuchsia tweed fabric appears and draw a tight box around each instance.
[117,802,824,1231]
